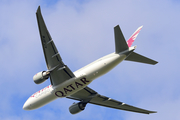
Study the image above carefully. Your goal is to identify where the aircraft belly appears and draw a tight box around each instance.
[84,54,126,80]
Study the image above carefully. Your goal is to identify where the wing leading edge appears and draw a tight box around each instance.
[36,6,75,86]
[68,87,156,114]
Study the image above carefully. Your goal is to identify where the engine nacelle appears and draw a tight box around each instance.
[69,102,87,114]
[33,71,50,84]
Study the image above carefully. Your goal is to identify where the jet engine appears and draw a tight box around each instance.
[33,71,50,84]
[69,102,87,114]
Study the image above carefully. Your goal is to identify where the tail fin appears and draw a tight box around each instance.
[113,25,158,65]
[114,25,129,53]
[127,26,143,47]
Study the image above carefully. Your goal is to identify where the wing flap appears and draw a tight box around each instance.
[69,87,97,100]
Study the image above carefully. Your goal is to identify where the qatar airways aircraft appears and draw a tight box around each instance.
[23,6,158,114]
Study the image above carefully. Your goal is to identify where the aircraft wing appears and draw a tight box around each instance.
[67,87,156,114]
[36,6,75,86]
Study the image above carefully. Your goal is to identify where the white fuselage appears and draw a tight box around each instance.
[23,53,126,110]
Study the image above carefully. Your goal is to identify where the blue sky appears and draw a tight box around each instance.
[0,0,180,119]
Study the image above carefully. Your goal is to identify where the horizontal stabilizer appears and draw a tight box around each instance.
[125,52,158,65]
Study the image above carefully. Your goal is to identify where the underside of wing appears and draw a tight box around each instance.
[36,6,75,86]
[67,87,156,114]
[88,95,156,114]
[36,6,61,70]
[125,52,158,65]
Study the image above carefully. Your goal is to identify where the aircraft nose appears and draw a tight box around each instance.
[23,101,31,110]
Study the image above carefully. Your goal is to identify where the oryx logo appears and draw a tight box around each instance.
[127,26,143,47]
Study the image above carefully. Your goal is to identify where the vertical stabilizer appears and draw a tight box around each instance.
[114,25,128,53]
[127,26,143,47]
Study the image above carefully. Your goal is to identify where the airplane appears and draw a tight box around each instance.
[23,6,158,115]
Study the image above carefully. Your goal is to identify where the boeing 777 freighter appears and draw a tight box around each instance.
[23,6,158,114]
